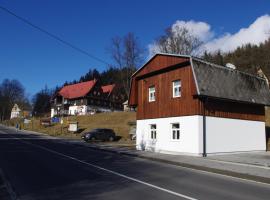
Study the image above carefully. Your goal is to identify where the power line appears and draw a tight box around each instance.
[0,5,110,65]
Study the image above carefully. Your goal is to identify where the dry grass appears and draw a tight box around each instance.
[3,112,136,141]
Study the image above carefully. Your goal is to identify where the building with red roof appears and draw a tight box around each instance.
[59,80,97,99]
[51,80,124,117]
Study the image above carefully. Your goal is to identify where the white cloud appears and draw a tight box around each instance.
[171,20,214,42]
[203,15,270,53]
[148,20,213,57]
[149,15,270,55]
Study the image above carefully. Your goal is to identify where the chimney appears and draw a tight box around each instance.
[257,67,269,87]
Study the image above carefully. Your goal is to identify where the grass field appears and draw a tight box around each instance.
[3,112,136,141]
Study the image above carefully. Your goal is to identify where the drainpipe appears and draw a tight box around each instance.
[202,97,207,157]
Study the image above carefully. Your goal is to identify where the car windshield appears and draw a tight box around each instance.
[92,129,102,132]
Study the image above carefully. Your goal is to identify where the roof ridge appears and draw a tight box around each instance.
[191,57,267,81]
[63,79,96,88]
[102,83,115,87]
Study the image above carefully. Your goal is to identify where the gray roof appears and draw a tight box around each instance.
[191,58,270,105]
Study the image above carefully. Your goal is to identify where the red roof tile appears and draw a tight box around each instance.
[101,84,115,94]
[59,80,96,99]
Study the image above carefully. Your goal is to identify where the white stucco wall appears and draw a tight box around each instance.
[136,115,266,156]
[136,116,202,155]
[69,105,88,115]
[205,116,266,154]
[10,111,21,119]
[51,109,55,118]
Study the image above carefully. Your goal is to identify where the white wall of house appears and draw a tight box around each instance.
[136,115,266,156]
[69,105,87,115]
[136,116,202,155]
[205,116,266,154]
[10,111,21,119]
[51,108,55,118]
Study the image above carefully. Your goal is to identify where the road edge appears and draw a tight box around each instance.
[0,169,18,200]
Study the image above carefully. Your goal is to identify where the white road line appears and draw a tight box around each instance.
[0,138,57,140]
[0,130,8,134]
[15,138,198,200]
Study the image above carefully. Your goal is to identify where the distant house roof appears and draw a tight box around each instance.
[59,80,97,99]
[131,53,270,106]
[101,84,115,95]
[11,104,21,112]
[191,58,270,105]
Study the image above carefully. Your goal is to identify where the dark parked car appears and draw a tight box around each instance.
[82,128,116,142]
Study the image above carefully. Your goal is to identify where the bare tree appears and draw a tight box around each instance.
[152,26,202,55]
[109,32,144,97]
[0,79,29,120]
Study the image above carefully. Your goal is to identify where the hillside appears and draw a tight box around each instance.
[4,112,136,140]
[203,38,270,78]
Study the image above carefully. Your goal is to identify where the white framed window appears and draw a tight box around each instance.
[149,86,156,102]
[172,80,181,98]
[150,124,157,139]
[171,123,180,140]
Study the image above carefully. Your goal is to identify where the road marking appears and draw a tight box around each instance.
[0,138,57,140]
[0,169,17,200]
[11,137,198,200]
[0,130,8,134]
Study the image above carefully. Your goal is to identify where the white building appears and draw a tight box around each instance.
[129,54,270,156]
[51,80,124,117]
[10,104,22,119]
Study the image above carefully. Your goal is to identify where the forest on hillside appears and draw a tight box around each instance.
[203,38,270,78]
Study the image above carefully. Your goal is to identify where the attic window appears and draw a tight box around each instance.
[149,86,155,102]
[172,80,181,98]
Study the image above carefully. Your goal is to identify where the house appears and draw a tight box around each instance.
[10,104,22,119]
[123,100,129,111]
[51,80,124,117]
[128,53,270,156]
[123,100,135,111]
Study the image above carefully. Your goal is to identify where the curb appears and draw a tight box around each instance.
[80,143,270,185]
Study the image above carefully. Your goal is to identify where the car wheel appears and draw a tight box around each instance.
[108,136,114,142]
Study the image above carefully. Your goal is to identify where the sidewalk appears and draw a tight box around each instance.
[69,140,270,184]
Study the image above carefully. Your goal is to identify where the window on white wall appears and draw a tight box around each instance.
[172,80,181,98]
[149,86,156,102]
[150,124,157,139]
[172,123,180,140]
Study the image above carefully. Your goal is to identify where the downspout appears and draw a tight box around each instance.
[202,97,207,157]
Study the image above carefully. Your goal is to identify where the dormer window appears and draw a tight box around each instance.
[149,86,155,102]
[173,80,181,98]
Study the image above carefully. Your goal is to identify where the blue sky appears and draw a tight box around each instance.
[0,0,270,97]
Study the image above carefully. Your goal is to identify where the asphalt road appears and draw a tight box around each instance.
[0,126,269,200]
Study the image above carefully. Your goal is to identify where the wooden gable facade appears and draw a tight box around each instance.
[129,54,265,122]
